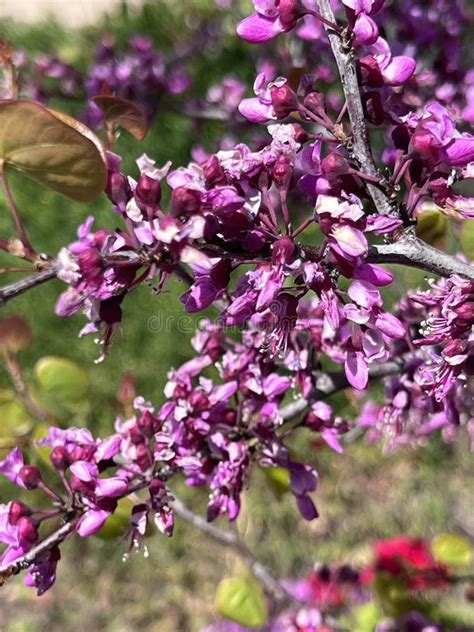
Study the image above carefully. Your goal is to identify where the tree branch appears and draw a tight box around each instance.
[170,496,293,603]
[0,266,57,307]
[368,232,474,280]
[280,359,401,423]
[0,516,80,579]
[316,0,394,217]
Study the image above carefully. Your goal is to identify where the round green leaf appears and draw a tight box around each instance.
[431,533,472,566]
[460,220,474,260]
[215,576,268,629]
[0,388,33,437]
[34,356,90,407]
[0,99,107,201]
[92,95,148,141]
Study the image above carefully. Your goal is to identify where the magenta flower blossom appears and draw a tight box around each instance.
[237,0,309,44]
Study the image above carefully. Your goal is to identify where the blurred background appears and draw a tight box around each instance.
[0,1,473,630]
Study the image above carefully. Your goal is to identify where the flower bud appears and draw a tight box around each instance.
[68,445,95,463]
[363,91,385,126]
[129,423,145,445]
[321,152,350,179]
[303,91,326,117]
[188,391,210,410]
[202,155,226,186]
[135,174,162,210]
[290,123,309,144]
[18,517,39,547]
[279,0,303,31]
[305,411,324,431]
[173,384,188,400]
[271,156,293,187]
[8,500,31,526]
[135,443,152,470]
[105,170,131,209]
[19,465,42,490]
[50,445,71,471]
[170,186,201,217]
[391,125,411,151]
[137,410,155,437]
[270,84,298,118]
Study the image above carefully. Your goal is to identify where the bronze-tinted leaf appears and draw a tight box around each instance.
[0,99,107,201]
[0,314,33,352]
[92,95,148,141]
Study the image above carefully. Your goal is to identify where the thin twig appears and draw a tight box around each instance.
[2,350,50,421]
[170,496,293,603]
[368,231,474,280]
[316,0,394,217]
[0,164,37,261]
[0,265,57,307]
[0,516,80,579]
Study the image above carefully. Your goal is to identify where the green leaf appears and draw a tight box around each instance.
[431,533,472,566]
[32,421,53,466]
[92,95,148,140]
[261,465,290,496]
[415,208,447,248]
[0,99,107,201]
[351,602,381,632]
[0,388,33,437]
[215,576,268,629]
[96,497,133,539]
[460,220,474,260]
[34,356,90,407]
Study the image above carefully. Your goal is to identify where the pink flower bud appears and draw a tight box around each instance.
[270,84,298,118]
[170,186,202,217]
[135,174,162,210]
[279,0,303,30]
[18,517,38,546]
[272,156,293,187]
[202,155,226,186]
[50,446,71,471]
[137,410,155,437]
[8,500,31,525]
[19,465,42,490]
[303,91,326,116]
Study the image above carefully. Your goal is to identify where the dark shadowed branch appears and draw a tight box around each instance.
[316,0,395,217]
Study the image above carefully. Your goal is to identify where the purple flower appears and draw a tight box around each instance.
[0,447,27,488]
[237,0,307,43]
